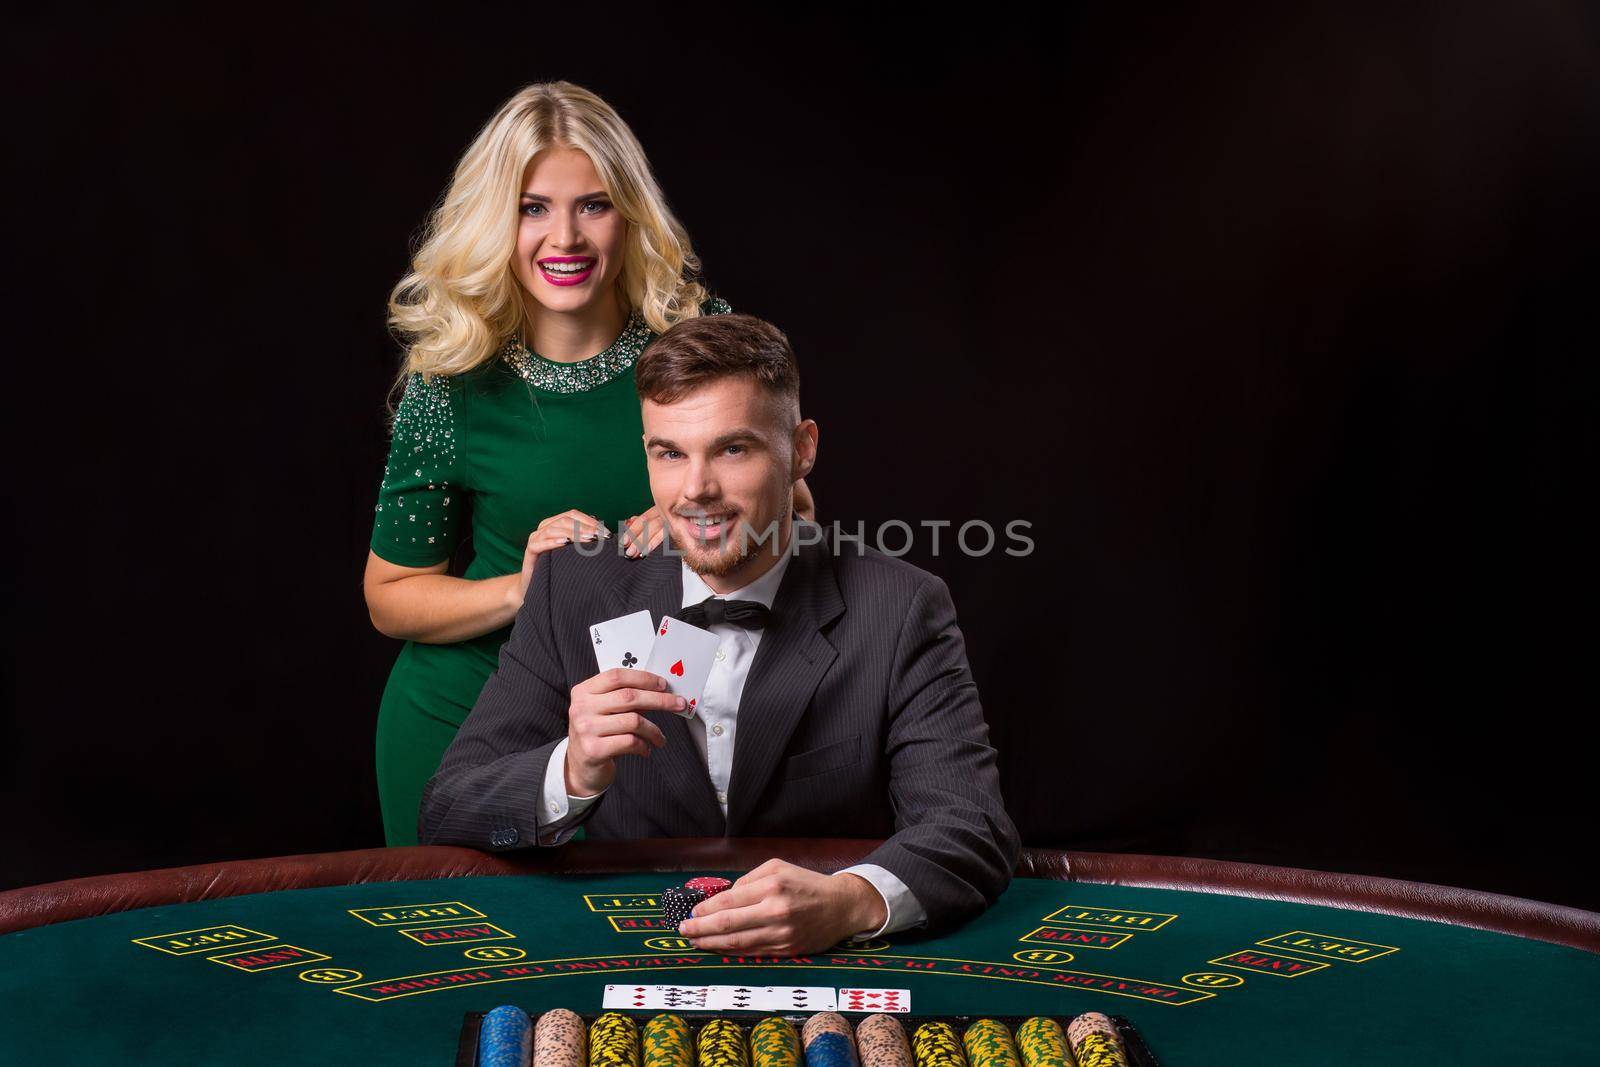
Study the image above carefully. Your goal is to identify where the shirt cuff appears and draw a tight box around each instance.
[537,738,605,845]
[839,863,927,939]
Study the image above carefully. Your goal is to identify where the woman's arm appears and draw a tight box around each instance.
[364,509,608,643]
[363,552,522,644]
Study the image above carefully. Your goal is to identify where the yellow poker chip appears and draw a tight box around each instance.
[752,1018,801,1067]
[1015,1019,1070,1067]
[911,1023,966,1067]
[697,1019,749,1067]
[589,1013,640,1067]
[962,1021,1020,1067]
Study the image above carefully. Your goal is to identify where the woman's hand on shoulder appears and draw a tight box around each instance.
[518,509,610,605]
[619,505,670,559]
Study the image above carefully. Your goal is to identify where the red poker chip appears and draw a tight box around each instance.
[684,876,731,897]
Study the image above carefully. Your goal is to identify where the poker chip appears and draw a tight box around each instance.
[855,1015,912,1067]
[962,1021,1019,1067]
[642,1014,692,1067]
[803,1014,858,1067]
[803,1031,857,1067]
[1066,1013,1127,1067]
[534,1009,587,1067]
[685,876,732,898]
[1014,1019,1070,1067]
[479,1005,532,1067]
[697,1018,749,1067]
[589,1012,640,1067]
[910,1022,967,1067]
[751,1017,801,1067]
[661,886,706,929]
[801,1013,853,1046]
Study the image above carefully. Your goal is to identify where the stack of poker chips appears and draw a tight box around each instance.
[589,1012,641,1067]
[801,1012,858,1067]
[1013,1018,1071,1067]
[1065,1013,1128,1067]
[910,1022,967,1067]
[855,1016,912,1067]
[750,1016,802,1067]
[962,1020,1020,1067]
[534,1009,587,1067]
[661,876,733,930]
[643,1014,694,1067]
[479,1005,533,1067]
[698,1018,751,1067]
[477,1011,1143,1067]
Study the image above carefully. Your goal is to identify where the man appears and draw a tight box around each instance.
[419,313,1019,955]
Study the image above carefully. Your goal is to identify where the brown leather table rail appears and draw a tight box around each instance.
[3,838,1597,953]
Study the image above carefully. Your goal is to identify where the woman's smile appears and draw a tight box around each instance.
[537,255,596,286]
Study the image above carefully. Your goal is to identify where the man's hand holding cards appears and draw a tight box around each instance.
[567,611,722,796]
[563,667,677,796]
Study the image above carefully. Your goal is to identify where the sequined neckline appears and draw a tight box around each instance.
[501,312,654,394]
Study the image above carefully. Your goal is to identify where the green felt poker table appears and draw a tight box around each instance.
[2,838,1597,1064]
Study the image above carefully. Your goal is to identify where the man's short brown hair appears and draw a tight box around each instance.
[635,312,801,418]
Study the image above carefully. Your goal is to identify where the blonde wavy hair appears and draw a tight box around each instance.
[388,81,713,381]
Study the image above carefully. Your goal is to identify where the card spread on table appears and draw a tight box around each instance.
[644,615,720,717]
[838,987,911,1012]
[705,984,760,1010]
[762,986,837,1011]
[590,609,658,673]
[601,984,842,1011]
[602,984,708,1010]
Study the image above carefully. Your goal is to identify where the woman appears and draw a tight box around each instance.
[365,81,812,845]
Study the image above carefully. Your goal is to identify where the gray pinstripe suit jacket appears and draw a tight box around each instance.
[419,521,1021,930]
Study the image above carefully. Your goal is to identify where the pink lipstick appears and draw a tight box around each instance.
[536,255,596,286]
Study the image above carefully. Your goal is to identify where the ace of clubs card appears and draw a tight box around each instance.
[589,609,658,673]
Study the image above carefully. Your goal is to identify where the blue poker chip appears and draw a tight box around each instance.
[804,1031,858,1067]
[478,1004,532,1067]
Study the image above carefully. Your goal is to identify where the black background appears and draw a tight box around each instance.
[6,4,1597,907]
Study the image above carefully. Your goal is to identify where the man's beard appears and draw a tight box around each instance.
[680,523,755,578]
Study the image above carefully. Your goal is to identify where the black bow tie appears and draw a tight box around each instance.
[679,595,771,631]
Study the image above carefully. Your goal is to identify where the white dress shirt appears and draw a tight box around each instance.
[536,541,927,939]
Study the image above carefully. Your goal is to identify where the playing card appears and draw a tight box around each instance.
[759,985,837,1011]
[837,987,911,1013]
[705,984,761,1011]
[589,609,658,673]
[602,984,709,1009]
[657,985,708,1010]
[643,615,720,717]
[602,983,648,1009]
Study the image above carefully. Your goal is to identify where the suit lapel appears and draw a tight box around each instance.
[605,546,725,833]
[725,532,844,835]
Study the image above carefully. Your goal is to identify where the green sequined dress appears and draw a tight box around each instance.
[370,297,732,845]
